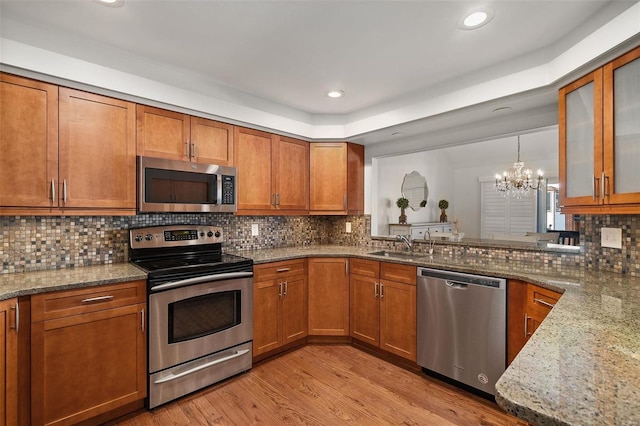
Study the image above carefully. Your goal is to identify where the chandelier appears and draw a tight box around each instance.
[495,136,543,197]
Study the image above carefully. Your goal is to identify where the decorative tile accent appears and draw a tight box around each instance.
[2,213,639,276]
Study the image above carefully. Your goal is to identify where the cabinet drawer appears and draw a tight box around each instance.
[349,258,379,278]
[380,262,416,285]
[527,284,561,314]
[31,280,146,322]
[254,259,306,281]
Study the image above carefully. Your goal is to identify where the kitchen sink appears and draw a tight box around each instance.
[368,250,424,259]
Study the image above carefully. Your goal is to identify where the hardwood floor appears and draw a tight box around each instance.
[110,345,526,425]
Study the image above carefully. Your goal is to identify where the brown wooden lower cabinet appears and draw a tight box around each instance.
[508,279,561,364]
[1,298,19,426]
[307,257,350,336]
[350,259,417,362]
[30,281,146,426]
[253,259,308,357]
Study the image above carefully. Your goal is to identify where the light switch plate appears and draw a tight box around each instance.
[345,222,352,233]
[251,224,259,236]
[601,227,622,249]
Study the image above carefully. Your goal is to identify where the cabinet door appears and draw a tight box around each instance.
[274,136,309,211]
[507,280,527,365]
[310,143,347,212]
[235,127,275,211]
[190,117,234,165]
[253,280,282,356]
[0,74,58,209]
[0,299,18,426]
[604,46,640,205]
[136,105,190,161]
[349,274,380,346]
[31,303,146,426]
[559,69,604,207]
[346,143,365,214]
[307,258,349,336]
[282,276,308,345]
[379,280,416,361]
[59,88,136,210]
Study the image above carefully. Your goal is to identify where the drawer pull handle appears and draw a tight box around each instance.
[533,298,555,309]
[81,295,114,303]
[154,349,250,384]
[276,268,291,272]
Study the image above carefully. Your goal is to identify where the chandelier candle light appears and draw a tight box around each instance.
[495,136,544,197]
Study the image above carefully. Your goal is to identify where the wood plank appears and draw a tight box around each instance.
[109,345,525,426]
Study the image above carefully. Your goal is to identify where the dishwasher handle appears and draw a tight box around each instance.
[445,280,468,289]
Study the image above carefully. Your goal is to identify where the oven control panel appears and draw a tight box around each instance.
[130,225,224,249]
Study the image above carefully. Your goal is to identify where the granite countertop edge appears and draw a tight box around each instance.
[0,263,147,300]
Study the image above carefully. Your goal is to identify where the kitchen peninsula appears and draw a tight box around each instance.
[2,244,639,425]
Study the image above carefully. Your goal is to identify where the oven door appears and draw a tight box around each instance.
[148,273,253,374]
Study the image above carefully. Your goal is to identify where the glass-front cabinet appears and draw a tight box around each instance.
[559,45,640,213]
[559,69,603,208]
[604,46,640,205]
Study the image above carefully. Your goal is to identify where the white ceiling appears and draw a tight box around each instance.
[1,0,639,149]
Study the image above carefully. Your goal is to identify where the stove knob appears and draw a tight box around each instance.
[145,234,153,241]
[215,231,221,238]
[134,234,143,242]
[200,232,205,237]
[207,231,214,238]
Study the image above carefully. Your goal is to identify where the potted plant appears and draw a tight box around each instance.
[438,199,449,222]
[396,197,409,224]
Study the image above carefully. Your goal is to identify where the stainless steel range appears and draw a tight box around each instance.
[129,224,253,409]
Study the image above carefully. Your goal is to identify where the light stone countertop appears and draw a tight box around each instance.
[1,244,638,425]
[0,263,147,300]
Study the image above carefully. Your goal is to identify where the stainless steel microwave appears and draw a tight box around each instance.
[138,156,237,213]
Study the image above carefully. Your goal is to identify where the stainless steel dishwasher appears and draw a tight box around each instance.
[417,267,506,396]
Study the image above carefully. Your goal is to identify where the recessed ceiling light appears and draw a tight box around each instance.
[458,8,494,30]
[326,90,344,98]
[94,0,124,7]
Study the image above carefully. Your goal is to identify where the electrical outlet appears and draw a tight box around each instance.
[601,227,622,249]
[251,224,259,236]
[345,222,352,233]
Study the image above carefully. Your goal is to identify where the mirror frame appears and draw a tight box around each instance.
[401,171,428,211]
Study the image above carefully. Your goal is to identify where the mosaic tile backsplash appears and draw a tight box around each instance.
[1,213,640,276]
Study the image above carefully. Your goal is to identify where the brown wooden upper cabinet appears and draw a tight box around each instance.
[0,73,59,211]
[560,45,640,214]
[234,126,309,214]
[0,73,136,215]
[310,142,364,215]
[137,105,234,166]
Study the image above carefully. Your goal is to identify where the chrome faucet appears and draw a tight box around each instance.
[424,230,435,254]
[396,234,413,252]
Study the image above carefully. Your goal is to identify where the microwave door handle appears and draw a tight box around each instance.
[217,174,223,206]
[150,271,253,292]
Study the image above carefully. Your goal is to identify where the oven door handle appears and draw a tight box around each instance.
[153,349,250,384]
[150,272,253,292]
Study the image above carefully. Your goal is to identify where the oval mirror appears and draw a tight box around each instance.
[401,171,428,211]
